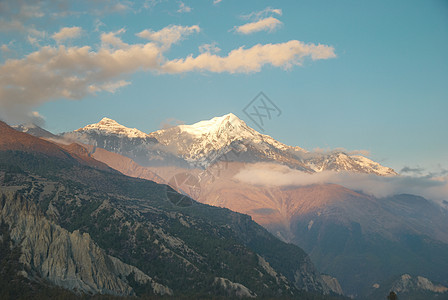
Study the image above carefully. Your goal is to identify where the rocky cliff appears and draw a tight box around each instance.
[0,190,171,296]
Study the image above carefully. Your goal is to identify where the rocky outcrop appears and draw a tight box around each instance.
[392,274,448,294]
[214,277,257,298]
[0,191,171,296]
[322,275,343,295]
[257,255,289,286]
[293,256,331,295]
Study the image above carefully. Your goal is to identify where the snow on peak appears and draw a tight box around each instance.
[76,117,149,139]
[350,155,397,176]
[178,113,250,137]
[98,117,119,125]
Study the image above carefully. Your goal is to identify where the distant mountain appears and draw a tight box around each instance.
[60,114,396,176]
[304,152,396,175]
[366,274,448,300]
[190,164,448,298]
[63,117,188,167]
[12,123,58,139]
[3,121,113,172]
[149,113,396,175]
[1,120,344,299]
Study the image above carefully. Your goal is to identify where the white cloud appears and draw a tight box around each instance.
[52,26,83,43]
[29,111,46,127]
[162,40,336,73]
[89,80,130,93]
[143,0,164,9]
[159,117,185,129]
[1,44,11,53]
[213,0,223,4]
[136,25,200,49]
[101,28,128,49]
[199,42,221,54]
[177,1,191,13]
[26,28,47,47]
[110,2,130,12]
[94,19,105,32]
[234,163,448,205]
[0,42,164,124]
[235,7,283,35]
[235,17,282,34]
[27,36,39,47]
[19,3,45,19]
[242,7,282,20]
[0,2,44,33]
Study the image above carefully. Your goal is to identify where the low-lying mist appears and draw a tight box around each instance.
[234,163,448,207]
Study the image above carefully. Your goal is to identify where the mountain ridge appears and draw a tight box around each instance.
[63,113,397,176]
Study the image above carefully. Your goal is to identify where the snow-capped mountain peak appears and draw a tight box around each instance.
[148,113,309,168]
[76,117,149,139]
[177,113,253,138]
[304,152,397,176]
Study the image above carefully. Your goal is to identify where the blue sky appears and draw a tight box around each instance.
[0,0,447,174]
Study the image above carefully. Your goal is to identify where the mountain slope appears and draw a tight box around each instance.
[12,123,58,139]
[191,163,448,297]
[1,121,341,299]
[80,154,447,298]
[1,121,113,172]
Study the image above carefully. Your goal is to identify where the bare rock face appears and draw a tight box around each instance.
[322,275,344,295]
[293,256,331,295]
[257,255,289,286]
[214,277,257,298]
[392,274,448,294]
[0,191,171,296]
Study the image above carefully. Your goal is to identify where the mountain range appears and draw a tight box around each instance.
[10,114,448,299]
[1,120,348,299]
[63,114,397,176]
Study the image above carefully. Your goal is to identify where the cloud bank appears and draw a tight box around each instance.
[234,163,448,206]
[0,24,335,123]
[162,40,335,73]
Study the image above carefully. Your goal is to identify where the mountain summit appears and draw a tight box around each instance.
[76,117,150,139]
[177,113,248,137]
[149,113,309,169]
[148,113,396,175]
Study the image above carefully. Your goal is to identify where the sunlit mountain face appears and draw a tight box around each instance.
[13,114,448,299]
